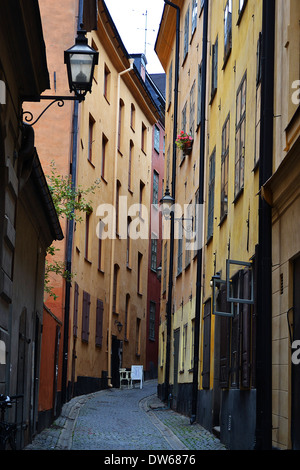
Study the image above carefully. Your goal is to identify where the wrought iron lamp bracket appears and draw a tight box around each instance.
[22,94,85,126]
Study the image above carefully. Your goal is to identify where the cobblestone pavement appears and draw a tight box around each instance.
[24,380,226,451]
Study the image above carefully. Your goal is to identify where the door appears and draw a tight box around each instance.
[292,257,300,449]
[173,328,180,408]
[111,336,121,388]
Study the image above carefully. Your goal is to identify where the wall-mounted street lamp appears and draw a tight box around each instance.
[64,28,98,99]
[23,27,99,125]
[114,320,123,333]
[160,187,194,231]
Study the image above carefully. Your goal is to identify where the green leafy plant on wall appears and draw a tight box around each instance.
[45,161,100,300]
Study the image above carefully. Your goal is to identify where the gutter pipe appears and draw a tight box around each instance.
[255,0,275,450]
[163,0,180,403]
[190,0,208,424]
[61,0,84,405]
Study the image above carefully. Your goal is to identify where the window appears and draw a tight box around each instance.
[98,220,104,272]
[149,301,156,341]
[183,6,190,60]
[116,180,121,235]
[112,264,119,314]
[85,212,91,260]
[219,267,254,389]
[181,323,188,369]
[185,202,192,267]
[130,103,135,130]
[154,125,160,153]
[128,141,133,191]
[136,318,141,356]
[177,218,183,275]
[139,180,145,218]
[73,282,79,337]
[104,64,111,101]
[153,170,159,205]
[238,0,247,17]
[168,61,173,107]
[211,37,218,100]
[197,63,202,127]
[190,80,196,137]
[125,294,130,340]
[95,299,104,347]
[254,33,262,167]
[191,319,195,369]
[82,291,90,343]
[141,122,147,153]
[192,0,198,36]
[101,134,108,180]
[235,73,247,197]
[137,252,143,294]
[118,99,124,152]
[182,102,187,133]
[151,236,158,271]
[126,217,131,267]
[224,0,232,64]
[202,299,211,389]
[221,114,230,220]
[163,242,167,293]
[207,149,215,240]
[88,114,95,163]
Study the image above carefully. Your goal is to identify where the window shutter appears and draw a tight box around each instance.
[82,291,90,343]
[202,299,211,389]
[241,269,251,388]
[73,282,79,337]
[96,299,104,347]
[219,285,231,388]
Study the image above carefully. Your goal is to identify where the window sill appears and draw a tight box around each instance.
[209,88,217,105]
[253,159,259,173]
[233,186,244,204]
[237,0,248,26]
[87,159,95,169]
[206,235,213,246]
[222,47,232,71]
[219,212,228,227]
[84,257,92,264]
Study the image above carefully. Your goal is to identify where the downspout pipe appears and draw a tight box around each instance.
[163,0,180,403]
[255,0,275,450]
[61,0,84,405]
[190,0,208,424]
[107,58,134,388]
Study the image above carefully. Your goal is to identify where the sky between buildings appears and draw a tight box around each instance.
[104,0,165,74]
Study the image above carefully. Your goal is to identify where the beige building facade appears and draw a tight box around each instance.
[263,0,300,450]
[68,0,160,394]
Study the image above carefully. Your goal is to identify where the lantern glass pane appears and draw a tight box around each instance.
[70,53,94,85]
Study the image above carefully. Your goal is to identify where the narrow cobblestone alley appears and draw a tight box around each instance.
[25,380,226,453]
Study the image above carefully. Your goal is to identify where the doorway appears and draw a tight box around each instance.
[111,336,122,388]
[173,328,180,408]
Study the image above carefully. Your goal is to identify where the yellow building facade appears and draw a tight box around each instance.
[68,0,160,395]
[156,0,272,450]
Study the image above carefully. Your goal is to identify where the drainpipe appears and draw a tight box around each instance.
[190,0,208,425]
[61,0,84,405]
[107,58,134,387]
[163,0,180,403]
[255,0,275,450]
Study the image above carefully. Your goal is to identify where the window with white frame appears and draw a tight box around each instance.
[235,73,246,197]
[192,0,198,36]
[224,0,232,63]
